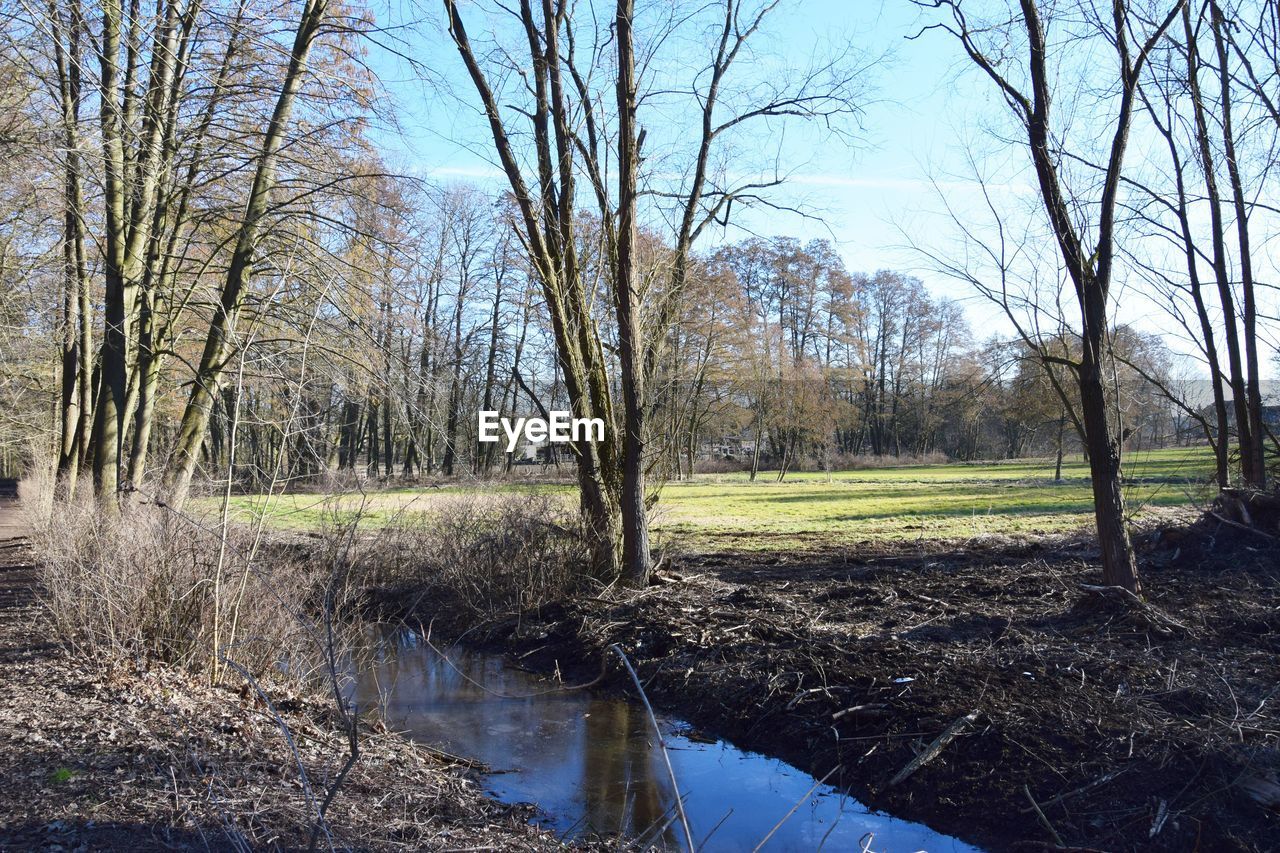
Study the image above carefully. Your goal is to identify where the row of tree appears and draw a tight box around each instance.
[0,0,868,584]
[2,0,361,508]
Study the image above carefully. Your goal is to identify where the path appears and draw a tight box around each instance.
[0,480,35,638]
[0,480,23,536]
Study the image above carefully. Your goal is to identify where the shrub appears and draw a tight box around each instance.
[344,491,588,620]
[694,456,749,474]
[25,473,331,681]
[828,450,951,470]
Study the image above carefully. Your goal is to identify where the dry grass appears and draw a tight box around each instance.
[0,513,574,852]
[341,491,590,621]
[829,450,952,469]
[21,466,339,683]
[7,466,591,849]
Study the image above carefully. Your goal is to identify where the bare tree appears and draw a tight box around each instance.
[918,0,1187,593]
[443,0,865,583]
[164,0,332,508]
[45,0,93,496]
[89,0,194,502]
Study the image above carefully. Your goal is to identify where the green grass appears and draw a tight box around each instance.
[218,483,576,531]
[219,446,1215,551]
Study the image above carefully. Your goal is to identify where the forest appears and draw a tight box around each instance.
[0,0,1278,851]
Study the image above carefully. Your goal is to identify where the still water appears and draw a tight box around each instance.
[351,630,981,852]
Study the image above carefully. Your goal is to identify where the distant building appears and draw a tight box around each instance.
[698,432,757,459]
[1186,400,1280,440]
[512,440,573,465]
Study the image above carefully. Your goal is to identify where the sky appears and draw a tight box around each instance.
[374,1,975,269]
[363,0,1276,378]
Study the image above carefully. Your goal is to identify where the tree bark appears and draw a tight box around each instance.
[1183,3,1255,489]
[91,0,183,502]
[50,0,90,495]
[943,0,1183,591]
[1209,0,1265,488]
[443,0,622,578]
[615,0,651,586]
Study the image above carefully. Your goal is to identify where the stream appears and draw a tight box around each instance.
[351,629,982,852]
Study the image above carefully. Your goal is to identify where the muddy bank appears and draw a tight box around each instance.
[399,519,1280,852]
[0,507,572,852]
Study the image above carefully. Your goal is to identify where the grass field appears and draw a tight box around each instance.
[220,446,1215,550]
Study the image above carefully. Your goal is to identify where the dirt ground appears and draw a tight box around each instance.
[423,513,1280,852]
[0,498,572,852]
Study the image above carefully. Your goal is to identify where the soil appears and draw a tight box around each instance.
[410,514,1280,852]
[0,497,576,852]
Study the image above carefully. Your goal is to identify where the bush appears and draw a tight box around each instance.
[25,473,330,681]
[345,491,588,619]
[827,450,951,470]
[694,456,749,474]
[693,450,952,474]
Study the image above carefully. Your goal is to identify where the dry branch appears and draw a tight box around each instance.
[609,643,695,852]
[887,710,980,787]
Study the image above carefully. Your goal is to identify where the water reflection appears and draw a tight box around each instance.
[351,630,981,852]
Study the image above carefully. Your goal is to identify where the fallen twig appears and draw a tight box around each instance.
[610,643,696,853]
[309,699,359,852]
[1078,584,1193,635]
[1023,784,1065,847]
[1208,510,1278,541]
[833,703,891,721]
[888,710,979,787]
[1150,798,1170,838]
[221,658,324,844]
[750,766,838,852]
[1019,768,1126,812]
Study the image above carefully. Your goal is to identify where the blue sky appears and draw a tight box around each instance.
[363,0,1276,377]
[374,1,973,270]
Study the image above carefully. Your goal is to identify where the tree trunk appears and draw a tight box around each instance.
[1079,353,1139,592]
[1146,73,1231,490]
[164,0,328,509]
[1209,0,1265,488]
[479,269,503,474]
[126,290,161,486]
[1183,3,1254,488]
[1054,413,1065,483]
[51,0,89,495]
[92,0,183,503]
[971,0,1185,593]
[444,0,623,579]
[366,398,380,478]
[615,0,651,586]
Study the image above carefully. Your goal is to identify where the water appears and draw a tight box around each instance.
[351,630,982,852]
